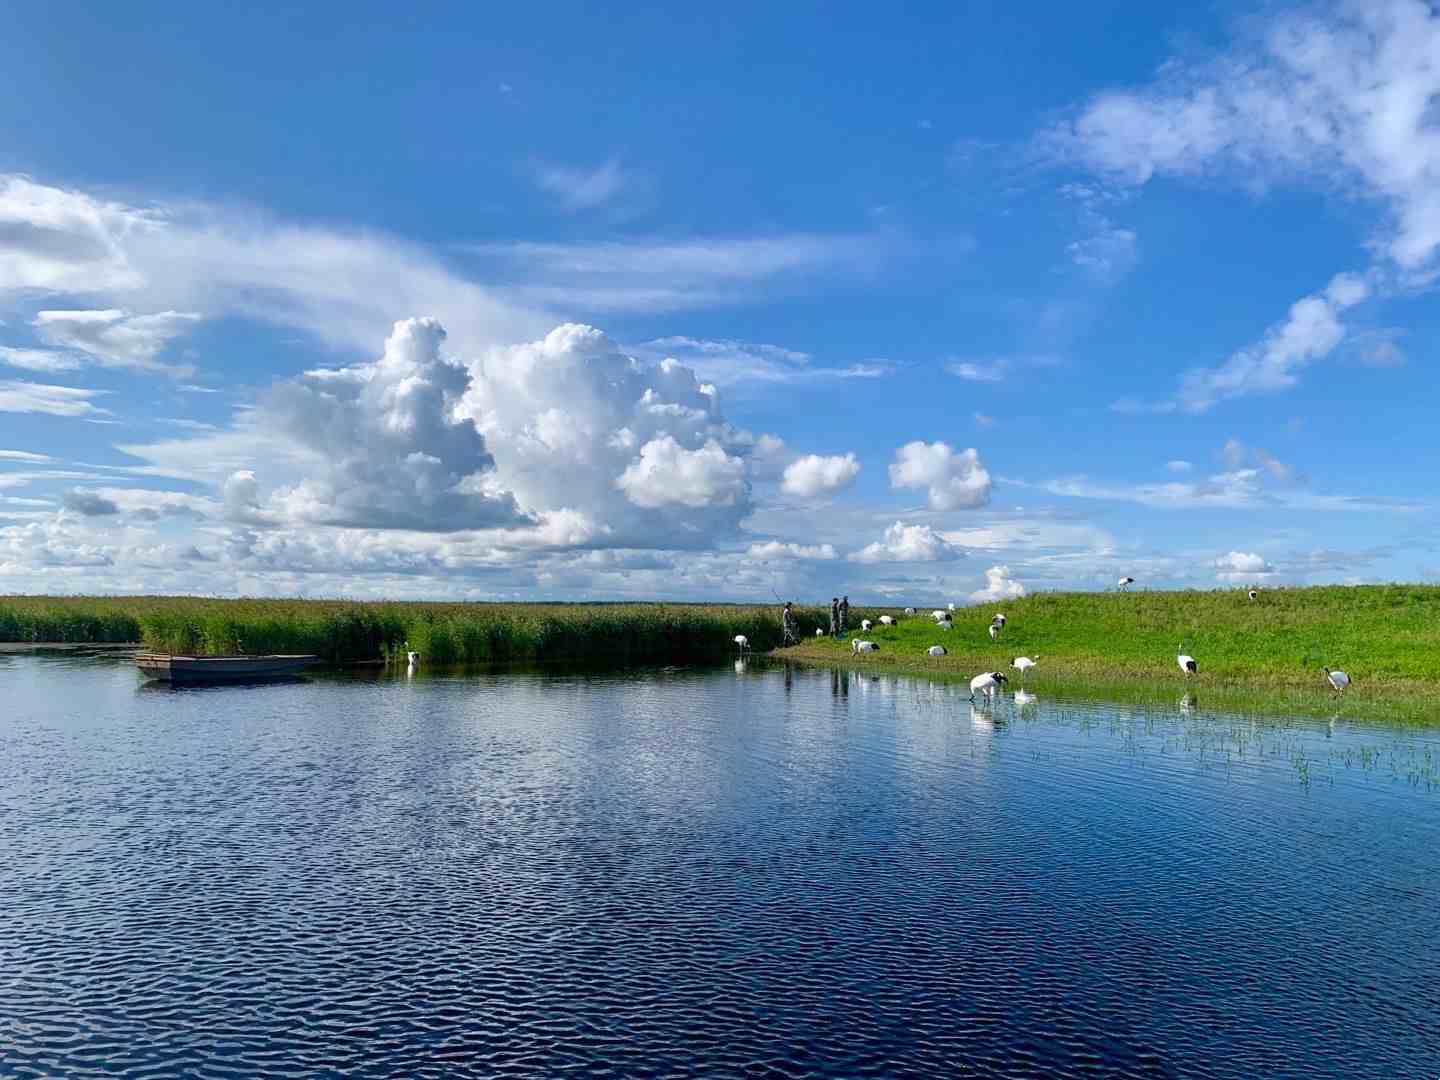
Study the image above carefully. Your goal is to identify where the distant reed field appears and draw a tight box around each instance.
[0,596,827,664]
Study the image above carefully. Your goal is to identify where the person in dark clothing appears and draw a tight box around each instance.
[781,601,797,646]
[830,597,840,638]
[839,595,850,634]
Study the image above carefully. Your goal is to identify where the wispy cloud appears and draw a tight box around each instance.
[2,174,888,351]
[33,309,199,376]
[1113,273,1370,414]
[531,158,638,212]
[0,380,110,418]
[1059,182,1139,280]
[947,354,1060,384]
[634,337,891,387]
[948,360,1007,383]
[0,175,152,293]
[157,417,218,431]
[0,173,548,358]
[1027,470,1418,514]
[1345,328,1406,368]
[0,346,83,373]
[0,469,112,490]
[468,233,887,313]
[1052,2,1440,411]
[1048,1,1440,273]
[1065,220,1137,279]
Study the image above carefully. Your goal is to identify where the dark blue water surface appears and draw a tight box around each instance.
[2,653,1438,1079]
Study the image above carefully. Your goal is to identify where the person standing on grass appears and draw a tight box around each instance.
[781,601,797,646]
[830,597,840,638]
[839,595,850,635]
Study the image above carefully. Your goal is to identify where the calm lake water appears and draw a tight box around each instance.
[2,653,1438,1079]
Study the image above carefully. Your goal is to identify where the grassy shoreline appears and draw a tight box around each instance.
[775,585,1440,725]
[777,648,1440,725]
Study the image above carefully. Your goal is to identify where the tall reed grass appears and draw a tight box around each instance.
[0,596,827,664]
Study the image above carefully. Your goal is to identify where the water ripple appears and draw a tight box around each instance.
[1,658,1437,1078]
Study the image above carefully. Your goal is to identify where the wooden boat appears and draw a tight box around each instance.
[135,653,320,684]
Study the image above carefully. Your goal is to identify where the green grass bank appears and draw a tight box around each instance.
[780,585,1440,722]
[0,596,830,665]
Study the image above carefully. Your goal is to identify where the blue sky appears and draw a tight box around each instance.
[1,0,1436,600]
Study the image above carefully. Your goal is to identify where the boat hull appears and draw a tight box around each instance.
[135,654,320,684]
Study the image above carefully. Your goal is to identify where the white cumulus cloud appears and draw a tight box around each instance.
[123,320,774,551]
[889,441,992,510]
[254,317,525,531]
[1214,550,1276,582]
[968,564,1026,604]
[460,323,765,546]
[781,453,861,498]
[851,521,959,563]
[616,436,747,509]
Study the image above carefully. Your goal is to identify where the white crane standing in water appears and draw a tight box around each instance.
[1011,655,1037,683]
[1323,667,1351,694]
[1177,646,1198,677]
[733,635,749,653]
[969,671,1008,701]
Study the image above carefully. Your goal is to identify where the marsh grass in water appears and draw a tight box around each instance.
[0,596,830,664]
